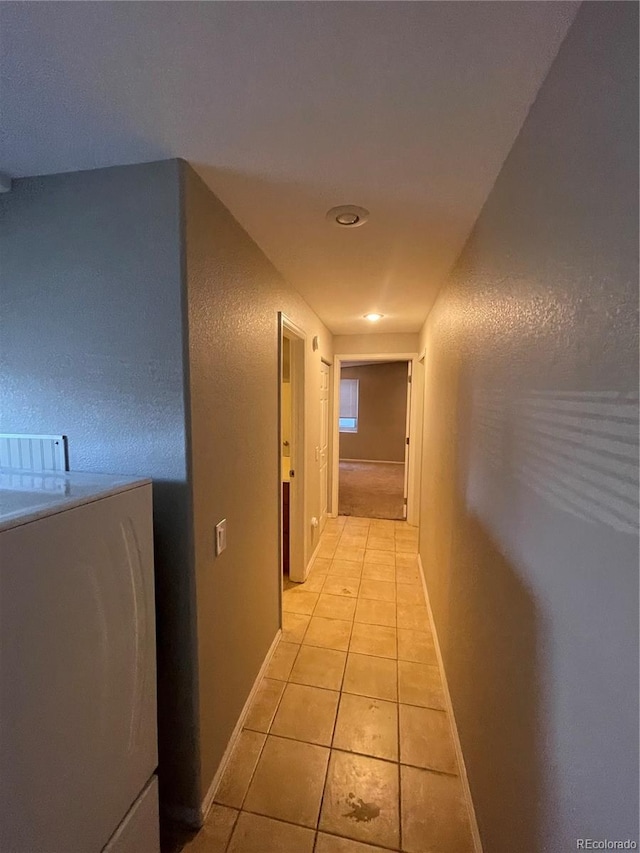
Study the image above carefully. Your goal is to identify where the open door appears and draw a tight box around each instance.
[319,360,330,531]
[402,361,412,520]
[279,314,306,584]
[331,351,419,524]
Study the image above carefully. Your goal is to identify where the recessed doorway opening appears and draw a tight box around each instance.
[331,353,419,524]
[279,314,306,588]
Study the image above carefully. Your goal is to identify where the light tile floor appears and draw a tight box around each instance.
[166,517,475,853]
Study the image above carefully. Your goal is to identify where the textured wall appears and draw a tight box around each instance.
[0,160,201,814]
[334,333,419,356]
[0,158,336,821]
[418,4,639,850]
[182,163,333,804]
[340,362,408,462]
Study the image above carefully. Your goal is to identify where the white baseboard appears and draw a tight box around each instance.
[339,458,404,465]
[199,628,283,825]
[305,536,323,579]
[417,554,484,853]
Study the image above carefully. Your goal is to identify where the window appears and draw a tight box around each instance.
[339,378,359,432]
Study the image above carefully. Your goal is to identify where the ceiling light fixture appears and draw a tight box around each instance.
[336,212,360,226]
[364,313,384,322]
[326,204,370,228]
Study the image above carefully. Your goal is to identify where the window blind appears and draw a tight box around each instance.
[340,379,359,418]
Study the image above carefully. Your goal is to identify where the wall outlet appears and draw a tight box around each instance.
[215,519,227,556]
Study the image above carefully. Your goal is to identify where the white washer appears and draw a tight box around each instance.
[0,471,160,853]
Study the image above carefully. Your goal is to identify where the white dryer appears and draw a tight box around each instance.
[0,471,160,853]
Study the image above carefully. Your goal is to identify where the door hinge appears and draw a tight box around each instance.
[408,375,412,384]
[406,437,410,445]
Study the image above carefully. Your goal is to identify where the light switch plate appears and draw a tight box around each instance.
[215,519,227,556]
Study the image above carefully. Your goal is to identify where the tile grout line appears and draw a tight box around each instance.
[338,519,401,851]
[311,537,355,846]
[228,634,307,823]
[282,518,421,852]
[395,531,404,853]
[322,530,352,837]
[239,722,461,784]
[225,520,370,850]
[235,805,403,853]
[330,521,368,835]
[251,676,447,714]
[230,807,319,846]
[234,603,329,847]
[319,826,402,853]
[222,805,242,853]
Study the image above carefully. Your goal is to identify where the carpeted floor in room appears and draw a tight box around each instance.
[338,460,405,520]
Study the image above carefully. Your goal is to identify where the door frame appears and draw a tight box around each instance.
[319,358,332,533]
[331,352,420,525]
[401,360,413,520]
[278,313,307,583]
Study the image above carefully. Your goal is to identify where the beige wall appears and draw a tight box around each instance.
[0,159,333,821]
[334,332,419,356]
[182,163,333,810]
[340,362,407,462]
[417,4,639,849]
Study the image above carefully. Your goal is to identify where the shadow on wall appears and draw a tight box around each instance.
[447,514,543,850]
[422,337,639,851]
[151,480,201,816]
[422,353,543,851]
[419,5,639,847]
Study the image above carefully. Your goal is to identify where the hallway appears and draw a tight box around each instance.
[1,3,637,849]
[172,517,474,852]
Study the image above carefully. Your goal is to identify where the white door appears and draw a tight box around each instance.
[319,361,330,529]
[280,315,306,583]
[402,361,412,520]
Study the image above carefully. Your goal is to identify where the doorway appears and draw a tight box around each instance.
[279,314,306,585]
[331,352,419,524]
[319,359,331,531]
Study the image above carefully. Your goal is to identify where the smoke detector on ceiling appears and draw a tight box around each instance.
[326,205,369,228]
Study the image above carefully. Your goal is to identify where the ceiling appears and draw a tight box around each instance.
[0,1,579,334]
